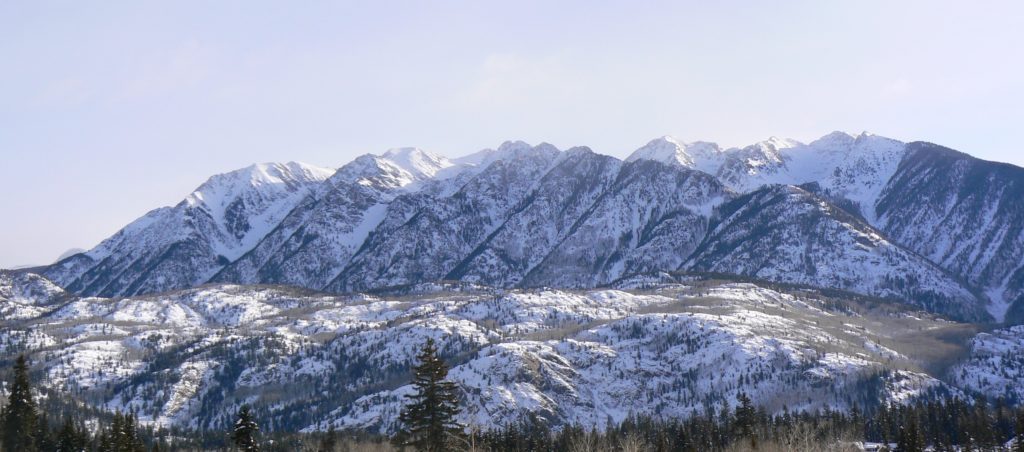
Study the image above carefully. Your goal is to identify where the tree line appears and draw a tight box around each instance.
[5,344,1024,451]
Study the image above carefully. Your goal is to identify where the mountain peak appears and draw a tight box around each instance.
[497,140,532,153]
[187,162,334,208]
[628,136,687,160]
[378,147,453,179]
[626,136,722,171]
[752,136,801,151]
[815,130,856,144]
[453,141,561,169]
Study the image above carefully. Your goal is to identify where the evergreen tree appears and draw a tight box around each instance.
[109,413,123,452]
[120,413,144,452]
[972,396,998,449]
[397,338,463,451]
[850,404,863,440]
[36,410,55,451]
[56,416,85,452]
[1,355,38,451]
[232,405,260,452]
[97,430,112,452]
[94,412,144,452]
[734,392,757,449]
[897,414,925,452]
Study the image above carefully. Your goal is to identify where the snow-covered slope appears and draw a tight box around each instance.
[325,142,562,292]
[210,148,459,289]
[626,136,725,175]
[446,148,623,287]
[683,184,988,322]
[2,279,970,433]
[521,159,728,288]
[950,325,1024,401]
[43,162,334,297]
[875,143,1024,322]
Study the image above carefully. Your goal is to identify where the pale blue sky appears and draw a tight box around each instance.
[2,1,1023,267]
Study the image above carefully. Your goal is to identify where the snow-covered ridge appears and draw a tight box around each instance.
[183,161,336,260]
[35,132,1024,322]
[625,131,907,220]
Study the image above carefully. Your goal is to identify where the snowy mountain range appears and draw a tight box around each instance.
[35,132,1024,324]
[5,130,1024,433]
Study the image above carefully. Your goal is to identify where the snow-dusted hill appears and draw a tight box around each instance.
[0,271,68,320]
[951,325,1024,401]
[2,274,979,433]
[34,132,1024,323]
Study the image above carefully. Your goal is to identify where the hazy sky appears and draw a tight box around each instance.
[2,1,1023,268]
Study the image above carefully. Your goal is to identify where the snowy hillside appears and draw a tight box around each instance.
[951,325,1024,402]
[1,274,985,433]
[0,271,68,320]
[520,158,727,288]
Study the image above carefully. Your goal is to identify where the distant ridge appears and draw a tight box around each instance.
[35,132,1024,323]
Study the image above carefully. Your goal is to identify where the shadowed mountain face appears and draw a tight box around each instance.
[684,185,987,322]
[519,159,727,288]
[875,142,1024,322]
[39,133,1024,323]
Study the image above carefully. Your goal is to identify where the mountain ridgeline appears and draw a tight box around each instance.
[39,132,1024,323]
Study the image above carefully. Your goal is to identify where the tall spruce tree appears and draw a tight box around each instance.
[734,392,757,449]
[118,412,145,452]
[397,338,463,451]
[232,405,260,452]
[1,355,38,451]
